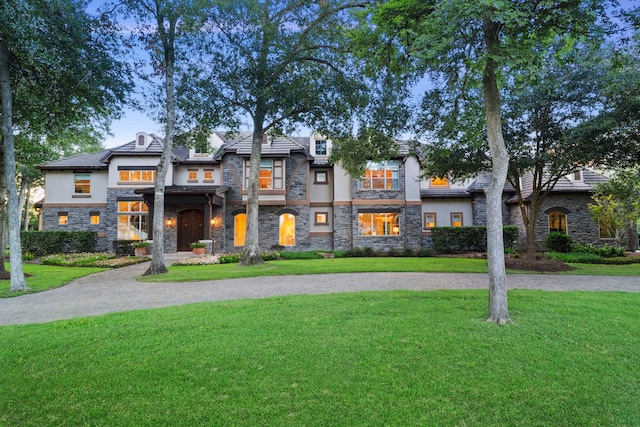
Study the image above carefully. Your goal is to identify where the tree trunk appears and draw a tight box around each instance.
[240,124,265,266]
[17,175,27,230]
[23,179,30,231]
[0,146,7,274]
[482,19,510,324]
[144,8,178,276]
[0,40,29,291]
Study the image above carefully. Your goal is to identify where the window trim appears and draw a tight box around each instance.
[314,212,329,225]
[74,173,91,194]
[450,212,463,227]
[58,212,69,225]
[357,212,400,236]
[187,169,198,183]
[315,139,327,156]
[359,160,399,190]
[203,169,214,183]
[424,212,437,230]
[548,210,568,234]
[314,171,328,184]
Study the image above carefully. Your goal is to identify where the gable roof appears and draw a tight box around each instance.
[213,132,313,160]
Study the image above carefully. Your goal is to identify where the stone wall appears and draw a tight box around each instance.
[42,206,109,251]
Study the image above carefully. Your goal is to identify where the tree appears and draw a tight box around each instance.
[116,0,207,276]
[0,0,131,291]
[188,0,369,266]
[589,168,640,249]
[420,43,617,260]
[352,0,611,323]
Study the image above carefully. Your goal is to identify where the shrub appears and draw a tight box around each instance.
[416,248,436,257]
[21,231,97,257]
[279,251,324,260]
[545,232,573,253]
[342,248,365,258]
[218,253,240,264]
[431,226,518,253]
[573,243,624,258]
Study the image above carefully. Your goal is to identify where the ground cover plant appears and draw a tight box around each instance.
[40,252,150,268]
[0,290,638,426]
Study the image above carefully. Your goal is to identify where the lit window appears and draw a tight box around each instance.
[430,177,448,187]
[358,213,400,236]
[279,213,295,246]
[118,169,156,183]
[90,214,100,225]
[117,201,149,240]
[234,213,246,246]
[244,159,284,189]
[548,211,566,234]
[599,218,613,239]
[74,174,91,194]
[359,161,399,190]
[315,140,327,156]
[424,213,436,229]
[188,169,198,182]
[58,213,68,225]
[204,170,214,182]
[451,212,463,227]
[315,212,328,225]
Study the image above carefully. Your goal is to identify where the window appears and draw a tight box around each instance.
[451,212,463,227]
[599,218,614,239]
[58,212,68,225]
[194,140,210,155]
[244,159,284,189]
[279,213,295,246]
[430,177,449,187]
[358,213,400,236]
[424,213,436,229]
[204,170,214,183]
[118,169,156,183]
[314,171,328,184]
[137,135,145,146]
[315,139,327,156]
[117,201,148,240]
[315,212,329,225]
[74,173,91,194]
[548,211,567,234]
[259,160,272,188]
[90,213,100,225]
[574,171,582,181]
[360,161,399,190]
[234,213,246,246]
[188,169,198,182]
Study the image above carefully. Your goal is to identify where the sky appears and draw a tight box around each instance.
[101,0,638,149]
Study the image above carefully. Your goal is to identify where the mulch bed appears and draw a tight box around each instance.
[504,258,575,273]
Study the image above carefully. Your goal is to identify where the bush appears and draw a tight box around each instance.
[279,251,324,260]
[545,232,573,253]
[546,251,640,265]
[573,243,624,258]
[416,248,436,257]
[431,226,519,253]
[21,231,97,257]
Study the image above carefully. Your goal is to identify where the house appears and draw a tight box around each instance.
[37,131,618,253]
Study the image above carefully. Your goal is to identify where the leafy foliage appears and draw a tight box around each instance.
[545,232,574,253]
[20,231,97,257]
[431,226,519,254]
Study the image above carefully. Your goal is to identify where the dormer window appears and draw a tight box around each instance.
[137,135,145,146]
[573,170,582,181]
[315,140,327,156]
[430,177,449,187]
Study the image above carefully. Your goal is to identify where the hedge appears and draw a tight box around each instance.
[431,226,519,254]
[21,231,97,257]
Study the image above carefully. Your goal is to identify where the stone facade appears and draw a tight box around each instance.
[41,205,109,251]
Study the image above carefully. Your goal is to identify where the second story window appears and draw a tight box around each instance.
[359,160,399,190]
[244,159,284,190]
[118,168,156,183]
[430,177,449,187]
[74,173,91,194]
[315,140,327,156]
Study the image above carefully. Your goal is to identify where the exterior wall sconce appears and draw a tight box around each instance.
[210,218,216,226]
[166,218,175,226]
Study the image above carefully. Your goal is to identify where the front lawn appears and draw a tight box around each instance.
[0,264,106,297]
[139,256,640,282]
[0,290,638,426]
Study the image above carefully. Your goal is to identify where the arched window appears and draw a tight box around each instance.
[279,213,295,246]
[234,213,246,246]
[548,211,567,234]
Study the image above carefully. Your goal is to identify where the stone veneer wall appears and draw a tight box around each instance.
[536,193,637,249]
[333,205,353,251]
[42,206,109,251]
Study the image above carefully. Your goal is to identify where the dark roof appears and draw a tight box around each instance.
[134,185,229,195]
[421,189,472,199]
[38,149,111,170]
[213,132,313,160]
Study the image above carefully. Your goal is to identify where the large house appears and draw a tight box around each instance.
[37,131,617,253]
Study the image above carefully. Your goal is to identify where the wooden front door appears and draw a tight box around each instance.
[177,209,204,251]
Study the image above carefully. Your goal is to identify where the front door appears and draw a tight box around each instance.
[177,209,204,251]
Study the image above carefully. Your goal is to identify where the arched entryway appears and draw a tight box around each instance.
[177,209,204,251]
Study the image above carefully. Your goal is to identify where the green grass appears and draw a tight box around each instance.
[0,264,105,297]
[0,290,638,426]
[139,256,640,282]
